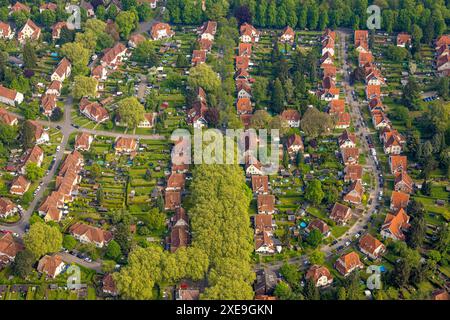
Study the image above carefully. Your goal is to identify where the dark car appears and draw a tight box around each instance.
[332,240,338,245]
[56,125,61,130]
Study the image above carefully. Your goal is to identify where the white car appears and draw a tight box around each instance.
[56,146,61,152]
[345,241,351,247]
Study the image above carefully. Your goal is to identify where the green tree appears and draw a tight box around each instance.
[25,163,44,182]
[304,278,320,300]
[12,250,35,279]
[402,77,420,110]
[271,78,285,113]
[305,179,325,205]
[300,107,332,138]
[61,43,90,75]
[23,222,62,258]
[133,40,159,66]
[116,11,138,39]
[116,97,145,128]
[106,240,122,260]
[188,64,221,94]
[72,76,98,99]
[307,229,323,248]
[23,42,37,69]
[309,250,325,265]
[274,281,293,300]
[62,235,77,250]
[280,263,301,290]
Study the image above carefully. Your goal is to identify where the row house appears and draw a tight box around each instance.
[0,108,18,125]
[280,26,295,44]
[170,207,190,253]
[280,109,301,128]
[0,85,24,106]
[380,208,410,241]
[150,22,174,40]
[18,19,41,44]
[239,23,260,43]
[79,97,109,123]
[69,222,113,248]
[354,30,369,52]
[435,34,450,76]
[0,21,14,39]
[51,57,71,82]
[100,43,128,70]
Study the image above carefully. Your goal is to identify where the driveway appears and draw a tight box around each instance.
[58,252,103,273]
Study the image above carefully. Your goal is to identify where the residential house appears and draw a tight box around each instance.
[254,269,278,296]
[46,80,62,96]
[335,112,351,129]
[239,23,259,43]
[138,113,157,128]
[0,21,14,39]
[257,194,275,214]
[338,130,357,149]
[28,120,49,144]
[305,265,333,287]
[390,191,410,211]
[359,234,386,260]
[366,84,381,100]
[187,100,208,129]
[74,133,93,151]
[192,49,206,65]
[17,19,41,43]
[0,85,24,106]
[280,26,295,43]
[166,173,185,191]
[252,175,269,194]
[0,233,23,267]
[237,97,252,114]
[239,43,252,57]
[102,274,118,296]
[170,207,189,251]
[397,33,411,48]
[10,175,30,195]
[344,164,363,182]
[335,251,364,276]
[358,51,373,67]
[198,21,217,40]
[286,134,304,155]
[115,137,137,154]
[41,94,57,116]
[245,155,263,176]
[305,219,330,238]
[380,208,410,241]
[237,82,252,99]
[39,3,57,12]
[372,111,390,130]
[255,231,275,254]
[389,155,407,174]
[394,171,414,194]
[322,37,335,56]
[164,190,181,211]
[0,198,17,218]
[0,108,18,125]
[150,22,174,40]
[128,33,146,48]
[330,202,352,225]
[69,222,113,248]
[79,98,109,123]
[51,57,71,82]
[280,109,301,128]
[20,145,44,174]
[101,43,128,69]
[10,2,30,14]
[328,99,345,115]
[354,30,369,52]
[37,254,65,278]
[51,21,66,40]
[235,55,250,70]
[341,147,359,165]
[344,180,364,205]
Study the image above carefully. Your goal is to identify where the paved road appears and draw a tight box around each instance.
[58,252,103,273]
[319,31,382,254]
